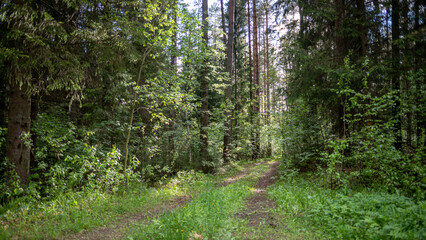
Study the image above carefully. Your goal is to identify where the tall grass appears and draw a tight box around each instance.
[269,175,425,239]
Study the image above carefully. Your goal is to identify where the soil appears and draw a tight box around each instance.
[66,195,191,240]
[235,161,285,239]
[220,162,264,187]
[65,162,264,240]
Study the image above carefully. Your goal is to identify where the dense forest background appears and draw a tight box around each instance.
[0,0,425,218]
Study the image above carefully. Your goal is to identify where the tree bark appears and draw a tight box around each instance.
[252,0,260,159]
[220,0,227,45]
[169,2,178,164]
[200,0,210,170]
[248,0,256,161]
[30,93,39,169]
[356,0,367,57]
[334,0,347,139]
[413,0,424,145]
[392,0,402,150]
[7,70,31,185]
[223,0,235,162]
[265,1,271,157]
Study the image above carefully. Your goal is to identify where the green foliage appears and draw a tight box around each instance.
[0,160,263,239]
[0,174,192,239]
[315,58,426,199]
[269,176,425,240]
[129,182,249,239]
[281,101,325,171]
[127,163,271,240]
[309,193,426,239]
[319,139,348,189]
[0,161,23,206]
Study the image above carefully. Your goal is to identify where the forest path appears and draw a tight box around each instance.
[65,161,268,240]
[234,161,286,239]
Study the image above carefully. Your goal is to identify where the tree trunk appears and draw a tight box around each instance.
[7,71,31,185]
[252,0,260,159]
[392,0,402,150]
[334,0,347,138]
[248,0,256,161]
[200,0,210,170]
[356,0,367,57]
[220,0,227,45]
[413,0,423,145]
[223,0,235,162]
[30,93,38,169]
[233,30,239,156]
[401,0,412,148]
[265,1,271,157]
[169,3,178,164]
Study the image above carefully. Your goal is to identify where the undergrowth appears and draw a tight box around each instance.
[127,161,270,239]
[0,162,250,240]
[269,174,425,240]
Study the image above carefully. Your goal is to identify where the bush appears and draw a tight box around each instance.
[269,177,425,240]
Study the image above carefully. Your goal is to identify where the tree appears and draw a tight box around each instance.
[223,0,235,162]
[392,0,402,150]
[200,0,211,170]
[2,0,87,184]
[264,0,271,157]
[252,0,260,159]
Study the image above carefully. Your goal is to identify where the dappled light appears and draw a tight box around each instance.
[0,0,424,239]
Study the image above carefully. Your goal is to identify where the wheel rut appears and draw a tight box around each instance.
[65,161,266,240]
[235,161,285,239]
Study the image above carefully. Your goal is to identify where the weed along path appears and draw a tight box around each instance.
[67,195,192,240]
[234,161,285,239]
[65,161,270,240]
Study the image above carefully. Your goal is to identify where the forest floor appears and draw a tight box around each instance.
[64,160,285,240]
[4,159,421,239]
[234,161,288,239]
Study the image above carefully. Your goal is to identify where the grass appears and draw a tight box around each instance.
[125,161,271,239]
[0,160,265,239]
[268,173,426,240]
[0,181,190,239]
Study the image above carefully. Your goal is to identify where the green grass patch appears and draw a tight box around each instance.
[0,163,251,240]
[269,175,426,239]
[126,161,271,239]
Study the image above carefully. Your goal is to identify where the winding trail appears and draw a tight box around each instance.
[67,195,191,240]
[66,161,268,240]
[235,161,286,239]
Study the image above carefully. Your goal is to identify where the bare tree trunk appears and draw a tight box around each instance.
[334,0,347,139]
[234,33,239,156]
[392,0,402,150]
[220,0,227,45]
[169,3,178,164]
[223,0,235,162]
[356,0,367,57]
[252,0,260,159]
[7,70,31,185]
[413,0,423,145]
[30,93,38,169]
[401,0,412,148]
[265,1,271,157]
[248,0,256,161]
[200,0,210,170]
[124,46,153,185]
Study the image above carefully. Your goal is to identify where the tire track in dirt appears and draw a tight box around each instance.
[65,161,266,240]
[66,195,191,240]
[235,161,284,239]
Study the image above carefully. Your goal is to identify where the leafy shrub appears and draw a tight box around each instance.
[281,101,325,172]
[27,111,135,200]
[312,194,425,239]
[315,58,426,199]
[0,161,23,206]
[269,177,425,240]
